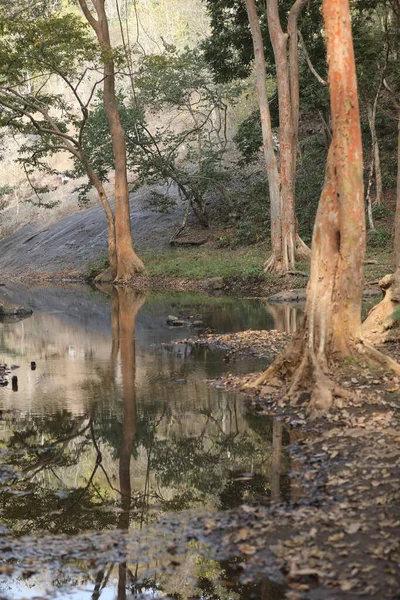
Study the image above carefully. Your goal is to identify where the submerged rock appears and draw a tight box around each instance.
[0,302,33,316]
[166,315,187,326]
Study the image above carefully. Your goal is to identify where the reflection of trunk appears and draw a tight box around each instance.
[249,0,400,416]
[263,302,304,333]
[116,289,145,600]
[289,429,305,503]
[363,110,400,343]
[270,420,282,502]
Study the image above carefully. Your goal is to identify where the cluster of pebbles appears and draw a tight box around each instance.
[182,329,292,358]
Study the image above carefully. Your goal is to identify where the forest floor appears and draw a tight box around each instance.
[178,329,400,599]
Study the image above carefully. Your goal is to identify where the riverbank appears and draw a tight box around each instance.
[180,329,400,599]
[2,246,393,299]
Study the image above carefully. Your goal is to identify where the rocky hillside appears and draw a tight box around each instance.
[0,183,185,280]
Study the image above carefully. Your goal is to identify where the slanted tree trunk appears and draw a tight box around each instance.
[78,0,145,282]
[245,0,310,274]
[367,100,384,206]
[83,159,118,279]
[247,0,400,416]
[363,107,400,343]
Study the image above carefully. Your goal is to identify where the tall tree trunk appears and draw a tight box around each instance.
[266,0,297,272]
[248,0,400,415]
[367,101,384,206]
[245,0,310,274]
[363,108,400,343]
[78,0,145,282]
[245,0,282,269]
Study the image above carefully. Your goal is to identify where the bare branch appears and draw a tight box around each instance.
[298,31,327,85]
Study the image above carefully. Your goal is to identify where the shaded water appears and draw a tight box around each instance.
[0,285,303,600]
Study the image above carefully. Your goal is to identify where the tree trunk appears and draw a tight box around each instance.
[365,153,376,231]
[244,0,282,269]
[248,0,400,415]
[83,158,118,279]
[267,0,297,272]
[363,109,400,343]
[245,0,310,274]
[78,0,145,282]
[367,101,383,206]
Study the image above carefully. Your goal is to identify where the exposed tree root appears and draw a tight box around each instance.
[246,334,400,418]
[264,254,286,274]
[264,236,311,274]
[295,234,311,259]
[363,273,400,345]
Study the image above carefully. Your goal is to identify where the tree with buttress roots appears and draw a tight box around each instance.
[247,0,400,415]
[244,0,311,274]
[362,9,400,345]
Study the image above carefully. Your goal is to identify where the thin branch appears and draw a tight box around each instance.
[298,31,327,86]
[77,0,99,31]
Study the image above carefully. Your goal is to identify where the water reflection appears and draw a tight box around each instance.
[263,303,304,334]
[0,286,292,599]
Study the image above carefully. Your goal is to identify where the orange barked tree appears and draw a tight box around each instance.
[78,0,145,282]
[247,0,400,414]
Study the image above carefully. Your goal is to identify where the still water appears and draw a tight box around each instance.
[0,285,302,600]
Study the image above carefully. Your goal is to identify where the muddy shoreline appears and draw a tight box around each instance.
[179,330,400,599]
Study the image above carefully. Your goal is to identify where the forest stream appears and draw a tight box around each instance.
[0,285,303,600]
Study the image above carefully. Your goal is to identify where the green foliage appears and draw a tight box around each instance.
[86,256,110,280]
[78,45,240,224]
[0,7,102,205]
[366,228,392,248]
[0,185,15,211]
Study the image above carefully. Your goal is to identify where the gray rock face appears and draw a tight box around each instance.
[0,182,185,279]
[268,289,306,303]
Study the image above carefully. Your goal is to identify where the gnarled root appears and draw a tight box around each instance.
[264,254,286,274]
[295,234,311,260]
[245,334,400,418]
[363,273,400,344]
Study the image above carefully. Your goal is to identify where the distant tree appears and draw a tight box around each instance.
[77,0,145,281]
[362,4,400,343]
[79,46,237,239]
[0,5,144,282]
[248,0,400,415]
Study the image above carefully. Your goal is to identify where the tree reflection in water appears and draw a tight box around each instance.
[0,289,291,599]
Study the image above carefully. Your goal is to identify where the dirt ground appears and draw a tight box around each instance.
[177,329,400,599]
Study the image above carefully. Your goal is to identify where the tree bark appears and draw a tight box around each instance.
[245,0,282,268]
[367,101,383,206]
[245,0,310,273]
[248,0,400,415]
[363,108,400,343]
[78,0,145,282]
[83,158,118,279]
